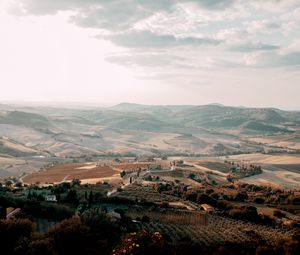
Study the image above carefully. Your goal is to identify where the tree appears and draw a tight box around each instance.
[5,180,13,188]
[81,208,122,252]
[0,218,34,254]
[254,197,265,204]
[112,229,165,255]
[27,191,32,200]
[66,189,78,205]
[15,182,23,188]
[88,191,94,204]
[71,179,81,187]
[37,194,45,202]
[47,216,89,255]
[234,192,248,202]
[188,173,196,179]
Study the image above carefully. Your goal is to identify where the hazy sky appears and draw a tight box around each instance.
[1,0,300,108]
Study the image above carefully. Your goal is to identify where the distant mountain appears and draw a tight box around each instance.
[110,102,151,112]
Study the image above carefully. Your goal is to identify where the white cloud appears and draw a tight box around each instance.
[1,0,300,108]
[279,39,300,55]
[249,0,300,13]
[246,19,280,34]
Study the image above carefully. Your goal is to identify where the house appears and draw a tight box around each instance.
[45,194,57,202]
[6,207,21,219]
[200,204,214,213]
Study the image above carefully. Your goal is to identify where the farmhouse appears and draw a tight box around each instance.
[45,194,57,202]
[200,204,214,213]
[6,207,21,219]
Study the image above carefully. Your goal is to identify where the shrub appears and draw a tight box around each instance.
[273,210,286,218]
[0,218,34,254]
[112,229,165,255]
[234,192,248,202]
[229,206,259,221]
[254,197,265,204]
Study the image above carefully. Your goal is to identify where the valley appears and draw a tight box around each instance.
[1,103,300,179]
[1,103,300,255]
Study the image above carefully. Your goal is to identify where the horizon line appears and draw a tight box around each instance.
[1,100,300,111]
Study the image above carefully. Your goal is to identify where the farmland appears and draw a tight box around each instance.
[22,162,121,185]
[132,214,298,247]
[2,154,300,255]
[196,161,231,173]
[110,183,181,204]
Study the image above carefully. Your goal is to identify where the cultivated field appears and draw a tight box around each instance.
[110,183,181,203]
[225,153,300,165]
[133,214,297,247]
[195,161,231,173]
[113,162,154,171]
[23,162,121,185]
[248,134,300,150]
[241,169,300,189]
[222,153,300,188]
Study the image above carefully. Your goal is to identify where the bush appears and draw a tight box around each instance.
[234,192,248,202]
[216,200,233,211]
[210,192,220,200]
[196,194,217,206]
[273,210,286,218]
[229,206,259,221]
[47,216,89,255]
[112,229,165,255]
[0,218,34,254]
[254,197,265,204]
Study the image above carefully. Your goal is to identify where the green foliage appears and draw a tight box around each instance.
[23,202,74,221]
[66,189,78,205]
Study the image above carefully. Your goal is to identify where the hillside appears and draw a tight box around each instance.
[0,103,299,176]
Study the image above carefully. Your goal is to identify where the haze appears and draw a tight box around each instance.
[1,0,300,109]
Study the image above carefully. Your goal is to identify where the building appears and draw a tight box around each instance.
[200,204,214,213]
[6,207,21,219]
[45,194,57,202]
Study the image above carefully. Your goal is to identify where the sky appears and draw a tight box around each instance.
[1,0,300,109]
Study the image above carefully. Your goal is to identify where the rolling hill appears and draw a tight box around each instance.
[0,102,299,176]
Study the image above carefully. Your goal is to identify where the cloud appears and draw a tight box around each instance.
[197,0,234,10]
[10,0,300,70]
[246,20,280,34]
[10,0,236,36]
[230,42,280,52]
[249,0,300,13]
[104,31,221,48]
[16,0,235,15]
[106,53,187,68]
[215,27,280,52]
[244,51,300,68]
[279,40,300,55]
